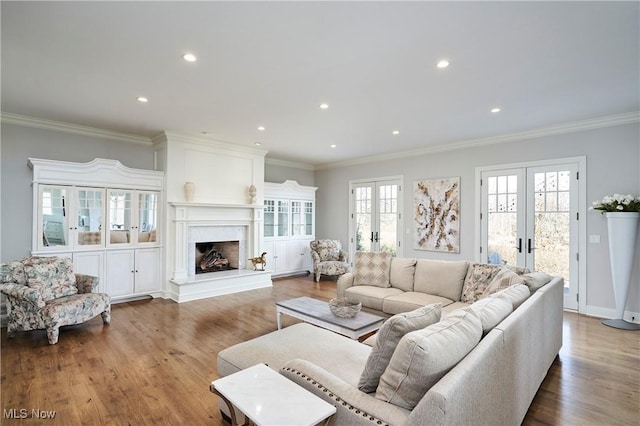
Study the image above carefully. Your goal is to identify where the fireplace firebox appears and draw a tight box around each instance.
[195,241,239,274]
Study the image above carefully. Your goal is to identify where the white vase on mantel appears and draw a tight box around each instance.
[184,182,195,202]
[602,211,640,330]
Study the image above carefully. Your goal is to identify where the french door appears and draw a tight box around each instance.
[349,178,402,260]
[480,162,580,310]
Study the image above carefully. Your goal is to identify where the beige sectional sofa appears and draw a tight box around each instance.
[216,255,563,426]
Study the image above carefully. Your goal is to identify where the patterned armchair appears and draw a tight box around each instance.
[0,256,111,344]
[310,240,350,282]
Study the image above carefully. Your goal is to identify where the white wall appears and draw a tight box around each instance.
[265,160,315,187]
[0,122,155,261]
[314,122,640,319]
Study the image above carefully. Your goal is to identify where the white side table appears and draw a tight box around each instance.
[210,363,336,426]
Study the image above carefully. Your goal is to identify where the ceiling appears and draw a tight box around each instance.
[2,1,638,167]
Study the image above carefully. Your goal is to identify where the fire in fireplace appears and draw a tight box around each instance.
[195,241,239,274]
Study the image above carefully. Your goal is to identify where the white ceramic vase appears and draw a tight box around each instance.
[184,182,195,202]
[603,212,640,329]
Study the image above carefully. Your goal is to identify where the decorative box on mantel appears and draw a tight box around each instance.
[167,202,272,303]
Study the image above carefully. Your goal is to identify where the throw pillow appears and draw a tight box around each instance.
[413,260,469,301]
[354,252,392,287]
[23,257,77,302]
[358,303,442,393]
[466,297,513,334]
[375,309,482,410]
[460,263,502,303]
[521,272,552,293]
[490,284,530,309]
[389,258,417,292]
[481,267,526,298]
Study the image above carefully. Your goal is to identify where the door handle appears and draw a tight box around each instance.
[527,238,535,254]
[516,238,522,253]
[374,232,379,242]
[370,232,374,242]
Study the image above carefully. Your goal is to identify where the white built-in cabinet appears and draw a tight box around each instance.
[29,158,164,301]
[263,180,317,276]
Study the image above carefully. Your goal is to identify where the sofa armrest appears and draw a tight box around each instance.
[338,249,348,262]
[0,283,45,308]
[75,273,99,294]
[336,272,355,298]
[281,359,410,426]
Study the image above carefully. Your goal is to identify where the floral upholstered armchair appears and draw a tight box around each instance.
[0,256,111,344]
[310,240,350,282]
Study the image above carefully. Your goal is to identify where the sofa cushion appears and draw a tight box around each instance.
[389,258,416,292]
[345,286,404,311]
[413,260,469,301]
[375,309,482,410]
[23,257,77,302]
[466,297,513,334]
[358,304,442,393]
[490,283,530,309]
[382,292,453,315]
[482,267,526,297]
[521,272,552,293]
[460,263,502,303]
[441,301,470,314]
[354,252,392,287]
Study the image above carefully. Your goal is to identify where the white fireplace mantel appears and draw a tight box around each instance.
[167,202,271,302]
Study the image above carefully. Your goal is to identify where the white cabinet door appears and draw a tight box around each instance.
[73,251,105,292]
[286,240,309,272]
[263,241,288,273]
[134,248,160,293]
[106,250,135,296]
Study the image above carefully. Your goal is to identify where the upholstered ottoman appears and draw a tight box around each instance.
[216,323,371,421]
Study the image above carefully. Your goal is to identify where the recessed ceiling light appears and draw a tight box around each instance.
[137,97,148,103]
[257,126,265,131]
[254,142,262,146]
[392,130,400,135]
[437,59,450,68]
[320,103,329,110]
[330,144,337,148]
[182,53,197,62]
[491,107,501,113]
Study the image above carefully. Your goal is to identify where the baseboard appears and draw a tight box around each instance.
[585,305,640,324]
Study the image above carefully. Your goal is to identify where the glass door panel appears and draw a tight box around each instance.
[76,188,104,246]
[304,202,314,236]
[378,184,398,256]
[264,200,275,238]
[483,171,525,267]
[528,166,578,310]
[41,185,69,247]
[277,200,289,237]
[353,185,373,252]
[291,201,302,237]
[138,192,158,243]
[108,190,132,245]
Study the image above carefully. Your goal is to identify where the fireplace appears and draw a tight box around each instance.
[168,202,272,303]
[195,241,239,274]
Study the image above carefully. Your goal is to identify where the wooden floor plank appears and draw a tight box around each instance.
[1,275,638,425]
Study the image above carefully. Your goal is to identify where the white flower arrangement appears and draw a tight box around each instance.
[590,193,640,213]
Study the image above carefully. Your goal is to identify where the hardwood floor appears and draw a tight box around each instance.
[1,275,638,425]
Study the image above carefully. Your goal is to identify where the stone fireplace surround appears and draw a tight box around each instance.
[167,202,271,302]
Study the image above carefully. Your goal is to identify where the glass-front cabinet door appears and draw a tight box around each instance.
[108,190,133,245]
[76,188,104,247]
[39,185,70,249]
[138,191,158,244]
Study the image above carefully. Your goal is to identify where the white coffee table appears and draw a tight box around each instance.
[276,296,385,340]
[210,363,336,426]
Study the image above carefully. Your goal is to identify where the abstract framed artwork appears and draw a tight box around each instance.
[413,177,460,253]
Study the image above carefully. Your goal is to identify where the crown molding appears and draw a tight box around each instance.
[313,111,640,171]
[0,112,151,145]
[265,157,315,171]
